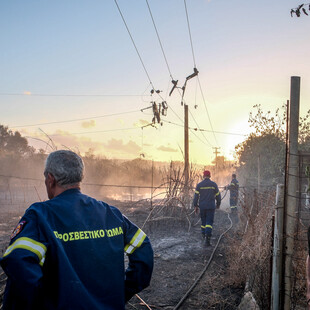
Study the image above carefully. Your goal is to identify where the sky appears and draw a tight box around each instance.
[1,0,309,165]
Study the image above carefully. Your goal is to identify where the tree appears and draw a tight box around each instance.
[236,133,286,186]
[236,105,286,186]
[0,125,33,156]
[235,104,310,187]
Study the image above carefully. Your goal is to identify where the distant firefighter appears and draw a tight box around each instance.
[193,170,221,246]
[0,150,153,310]
[225,173,239,213]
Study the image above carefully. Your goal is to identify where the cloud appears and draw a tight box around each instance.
[81,120,96,128]
[157,145,178,152]
[27,130,104,155]
[23,91,31,95]
[26,130,142,159]
[103,138,141,155]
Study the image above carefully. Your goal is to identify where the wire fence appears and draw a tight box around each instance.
[0,157,309,309]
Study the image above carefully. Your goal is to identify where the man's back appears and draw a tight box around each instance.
[193,178,220,210]
[229,178,239,197]
[1,189,153,310]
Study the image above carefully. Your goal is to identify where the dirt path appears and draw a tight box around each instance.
[124,205,244,310]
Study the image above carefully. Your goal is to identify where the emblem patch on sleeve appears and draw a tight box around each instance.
[11,221,26,239]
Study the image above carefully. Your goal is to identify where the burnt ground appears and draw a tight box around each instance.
[0,201,244,310]
[122,202,244,310]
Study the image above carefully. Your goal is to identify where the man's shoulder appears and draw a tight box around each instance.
[210,180,218,187]
[197,179,207,187]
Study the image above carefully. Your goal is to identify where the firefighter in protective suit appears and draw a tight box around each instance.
[225,173,239,212]
[0,150,153,310]
[193,170,221,246]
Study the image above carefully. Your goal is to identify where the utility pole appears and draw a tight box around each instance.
[258,154,261,194]
[213,147,221,178]
[282,76,300,310]
[184,104,189,191]
[213,147,221,165]
[271,184,284,310]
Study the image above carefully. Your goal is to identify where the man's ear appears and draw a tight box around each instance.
[47,173,56,188]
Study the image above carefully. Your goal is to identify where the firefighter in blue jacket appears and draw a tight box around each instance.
[193,170,221,246]
[226,173,239,212]
[0,150,154,310]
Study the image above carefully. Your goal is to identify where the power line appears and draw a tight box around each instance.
[184,0,197,67]
[48,127,139,136]
[197,76,219,145]
[144,0,185,124]
[145,0,174,80]
[114,0,180,127]
[188,108,213,147]
[10,109,142,128]
[114,0,156,91]
[161,119,246,136]
[182,1,219,146]
[0,93,151,97]
[0,174,166,189]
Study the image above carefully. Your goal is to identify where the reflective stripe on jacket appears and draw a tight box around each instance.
[193,178,221,210]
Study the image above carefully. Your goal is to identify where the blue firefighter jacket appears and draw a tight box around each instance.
[228,178,239,198]
[0,188,153,310]
[193,178,221,210]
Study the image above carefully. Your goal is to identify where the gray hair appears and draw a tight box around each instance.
[44,150,84,188]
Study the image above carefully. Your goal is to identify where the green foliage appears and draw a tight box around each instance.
[236,105,286,186]
[236,133,285,186]
[248,104,286,139]
[0,125,33,156]
[236,104,310,186]
[299,109,310,151]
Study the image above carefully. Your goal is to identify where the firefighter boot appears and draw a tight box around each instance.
[206,236,211,246]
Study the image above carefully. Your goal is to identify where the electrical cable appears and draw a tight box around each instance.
[161,119,246,137]
[0,92,151,97]
[114,0,184,125]
[11,109,142,128]
[182,0,219,146]
[197,76,219,146]
[145,0,173,80]
[188,108,213,147]
[114,0,156,91]
[183,0,197,67]
[0,174,166,189]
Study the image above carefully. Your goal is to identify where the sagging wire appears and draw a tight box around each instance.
[114,0,155,91]
[184,0,197,68]
[114,0,174,129]
[13,110,143,129]
[145,0,173,80]
[183,0,219,146]
[188,108,213,147]
[144,0,188,126]
[197,76,219,146]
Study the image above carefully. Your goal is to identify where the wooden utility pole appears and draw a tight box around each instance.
[184,104,189,190]
[271,184,284,310]
[258,154,261,194]
[283,76,300,310]
[213,147,221,178]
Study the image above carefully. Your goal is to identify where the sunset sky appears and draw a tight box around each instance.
[1,0,309,165]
